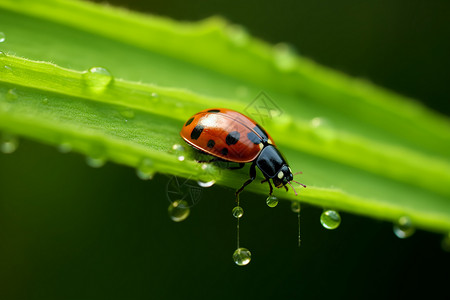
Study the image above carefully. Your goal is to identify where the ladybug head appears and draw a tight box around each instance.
[272,166,306,196]
[272,165,294,188]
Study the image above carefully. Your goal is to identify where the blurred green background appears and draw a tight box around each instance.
[1,0,449,299]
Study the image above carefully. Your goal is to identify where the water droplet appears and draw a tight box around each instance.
[197,180,215,187]
[320,210,341,230]
[86,156,106,168]
[150,92,160,103]
[0,32,5,43]
[266,195,279,208]
[41,97,49,104]
[291,201,301,213]
[233,247,251,266]
[136,158,155,180]
[226,24,249,46]
[0,133,19,154]
[172,144,185,161]
[393,216,415,239]
[120,109,135,120]
[168,200,190,222]
[83,67,113,93]
[273,43,297,71]
[6,88,18,101]
[197,163,217,187]
[441,233,450,252]
[57,142,72,153]
[232,206,244,218]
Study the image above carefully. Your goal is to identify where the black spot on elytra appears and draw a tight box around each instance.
[185,117,194,126]
[247,131,261,144]
[207,140,215,148]
[191,124,204,140]
[221,148,229,156]
[207,109,221,113]
[225,131,240,145]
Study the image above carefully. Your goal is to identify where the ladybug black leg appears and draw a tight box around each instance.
[235,162,256,201]
[260,178,273,196]
[284,185,289,192]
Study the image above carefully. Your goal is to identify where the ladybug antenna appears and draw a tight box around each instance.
[294,171,303,176]
[292,180,307,188]
[287,181,298,196]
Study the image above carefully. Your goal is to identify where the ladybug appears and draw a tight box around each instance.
[180,108,305,199]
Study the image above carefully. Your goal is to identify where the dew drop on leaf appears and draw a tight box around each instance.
[168,200,190,222]
[0,32,5,43]
[120,109,135,120]
[136,158,155,180]
[197,180,215,187]
[150,92,159,103]
[57,142,72,153]
[266,195,279,208]
[83,66,113,92]
[197,163,217,187]
[172,144,185,161]
[0,132,19,154]
[233,247,251,266]
[393,216,415,239]
[86,156,106,168]
[232,206,244,219]
[320,210,341,230]
[226,24,249,46]
[273,43,297,71]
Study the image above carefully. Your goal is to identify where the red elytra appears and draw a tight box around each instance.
[180,108,305,199]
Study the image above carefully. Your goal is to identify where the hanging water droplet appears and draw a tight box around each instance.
[197,163,217,187]
[172,144,185,161]
[57,142,72,153]
[86,156,106,168]
[233,247,251,266]
[273,43,297,71]
[168,200,190,222]
[41,97,49,105]
[0,32,5,43]
[393,216,415,239]
[266,195,279,208]
[197,180,215,187]
[136,158,155,180]
[0,133,19,154]
[226,24,249,46]
[6,88,18,101]
[291,201,301,213]
[320,210,341,230]
[232,206,244,219]
[83,67,113,93]
[441,233,450,252]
